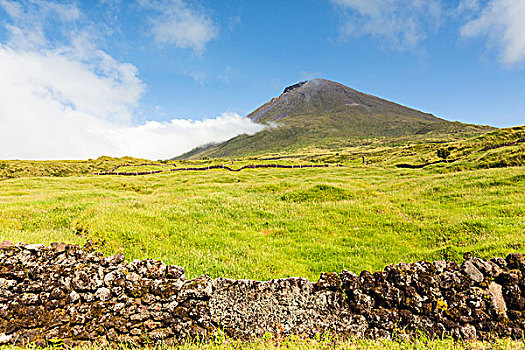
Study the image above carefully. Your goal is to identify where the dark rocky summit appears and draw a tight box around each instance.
[1,241,525,346]
[282,81,307,94]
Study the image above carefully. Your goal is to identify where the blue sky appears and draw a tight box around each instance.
[0,0,524,159]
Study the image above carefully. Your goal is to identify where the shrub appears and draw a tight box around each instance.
[437,148,450,160]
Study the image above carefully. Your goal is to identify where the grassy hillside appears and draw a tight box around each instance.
[347,125,525,171]
[176,123,493,160]
[239,125,525,173]
[1,161,523,281]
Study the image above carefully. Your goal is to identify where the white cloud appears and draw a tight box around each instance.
[461,0,525,65]
[0,44,264,160]
[33,0,80,22]
[0,0,23,18]
[218,66,231,83]
[332,0,444,49]
[184,70,207,85]
[299,71,322,81]
[139,0,218,52]
[0,1,262,160]
[0,0,79,23]
[110,113,264,159]
[331,0,525,65]
[456,0,482,13]
[0,0,81,50]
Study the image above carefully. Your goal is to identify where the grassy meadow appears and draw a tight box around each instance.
[1,158,524,280]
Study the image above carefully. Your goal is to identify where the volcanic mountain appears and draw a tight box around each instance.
[177,79,493,159]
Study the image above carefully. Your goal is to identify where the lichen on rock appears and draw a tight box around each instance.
[1,241,525,345]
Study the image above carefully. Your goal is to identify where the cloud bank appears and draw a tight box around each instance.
[0,43,263,159]
[0,0,262,160]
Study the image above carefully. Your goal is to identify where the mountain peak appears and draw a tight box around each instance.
[283,81,308,94]
[249,79,370,123]
[281,79,346,95]
[176,79,493,159]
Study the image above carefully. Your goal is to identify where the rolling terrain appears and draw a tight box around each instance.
[297,125,525,171]
[1,154,523,281]
[1,126,523,180]
[178,79,493,159]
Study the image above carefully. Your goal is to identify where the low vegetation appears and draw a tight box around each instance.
[0,156,153,179]
[1,157,523,280]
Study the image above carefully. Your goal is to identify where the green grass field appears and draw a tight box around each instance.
[1,161,524,281]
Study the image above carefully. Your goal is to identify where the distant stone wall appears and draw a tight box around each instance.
[1,241,524,346]
[95,164,337,176]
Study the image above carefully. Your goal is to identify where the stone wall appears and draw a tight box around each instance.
[1,241,524,346]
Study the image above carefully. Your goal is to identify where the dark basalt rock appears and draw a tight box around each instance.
[1,243,525,346]
[282,81,307,94]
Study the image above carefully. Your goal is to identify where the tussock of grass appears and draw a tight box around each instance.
[280,185,352,202]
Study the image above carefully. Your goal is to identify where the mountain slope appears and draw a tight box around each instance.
[176,79,493,159]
